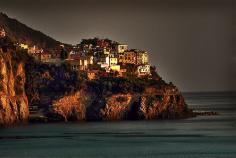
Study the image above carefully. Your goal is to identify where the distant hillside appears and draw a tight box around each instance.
[0,12,61,50]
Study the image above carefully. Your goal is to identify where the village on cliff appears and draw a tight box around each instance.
[0,23,195,124]
[0,27,152,80]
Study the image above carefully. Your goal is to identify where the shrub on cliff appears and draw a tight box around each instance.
[11,48,31,75]
[25,60,83,107]
[86,76,151,95]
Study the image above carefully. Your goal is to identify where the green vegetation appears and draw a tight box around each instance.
[81,38,115,46]
[0,43,82,106]
[86,76,166,96]
[150,66,160,79]
[60,48,69,60]
[81,38,98,46]
[25,62,82,103]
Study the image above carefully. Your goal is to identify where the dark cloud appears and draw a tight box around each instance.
[0,0,234,92]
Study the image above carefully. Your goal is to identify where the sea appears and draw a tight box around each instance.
[0,92,235,158]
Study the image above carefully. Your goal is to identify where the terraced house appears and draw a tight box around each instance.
[119,49,137,64]
[116,44,128,53]
[136,50,149,65]
[137,65,151,77]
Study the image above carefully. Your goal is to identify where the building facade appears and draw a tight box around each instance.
[109,57,118,66]
[110,65,120,72]
[78,55,94,70]
[116,44,128,53]
[119,50,137,64]
[136,51,149,65]
[137,64,151,77]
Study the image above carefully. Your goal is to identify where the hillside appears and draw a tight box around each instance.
[0,13,194,125]
[0,48,193,124]
[0,12,61,50]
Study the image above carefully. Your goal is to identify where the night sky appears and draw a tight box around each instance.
[0,0,235,92]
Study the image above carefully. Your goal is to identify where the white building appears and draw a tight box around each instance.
[79,56,93,70]
[103,55,118,67]
[109,57,118,66]
[137,65,151,77]
[99,55,119,71]
[107,54,118,66]
[136,50,149,65]
[116,44,128,53]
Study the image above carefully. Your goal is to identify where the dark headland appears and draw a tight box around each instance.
[0,13,215,125]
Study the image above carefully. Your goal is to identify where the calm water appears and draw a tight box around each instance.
[0,92,235,158]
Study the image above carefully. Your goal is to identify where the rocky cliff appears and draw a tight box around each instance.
[0,52,192,125]
[51,91,86,121]
[0,49,29,125]
[0,47,192,125]
[50,85,192,121]
[0,13,194,125]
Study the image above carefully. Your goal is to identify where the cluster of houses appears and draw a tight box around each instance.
[72,38,150,78]
[65,39,151,78]
[1,32,152,79]
[24,38,151,79]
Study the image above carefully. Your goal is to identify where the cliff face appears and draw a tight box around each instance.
[0,50,29,125]
[50,88,191,121]
[0,48,191,124]
[98,92,187,121]
[0,13,192,125]
[100,94,133,120]
[51,91,86,121]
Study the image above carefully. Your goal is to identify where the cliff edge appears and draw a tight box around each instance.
[0,46,193,125]
[0,48,29,125]
[50,81,192,122]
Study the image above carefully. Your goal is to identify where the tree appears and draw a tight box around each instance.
[60,48,68,60]
[150,66,160,80]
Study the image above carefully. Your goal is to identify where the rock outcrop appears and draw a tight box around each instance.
[99,93,133,120]
[0,12,194,125]
[96,91,190,120]
[50,88,192,121]
[0,50,29,125]
[0,48,192,124]
[51,91,86,121]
